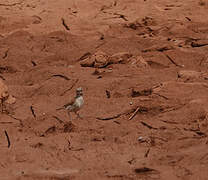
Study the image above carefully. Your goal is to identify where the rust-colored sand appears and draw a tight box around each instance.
[0,0,208,179]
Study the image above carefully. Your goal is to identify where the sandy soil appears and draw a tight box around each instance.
[0,0,208,179]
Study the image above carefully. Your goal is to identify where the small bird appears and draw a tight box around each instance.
[57,87,84,119]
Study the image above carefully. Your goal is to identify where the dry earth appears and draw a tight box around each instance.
[0,0,208,179]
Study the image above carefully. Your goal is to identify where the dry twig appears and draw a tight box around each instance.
[134,167,157,174]
[165,54,184,67]
[153,92,169,100]
[144,148,150,158]
[4,130,10,148]
[96,113,122,121]
[129,107,140,120]
[51,74,70,81]
[78,52,91,61]
[0,122,13,124]
[6,114,23,126]
[52,116,64,124]
[30,105,36,118]
[61,18,70,31]
[141,121,158,130]
[0,2,22,6]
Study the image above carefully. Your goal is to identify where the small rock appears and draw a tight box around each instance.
[81,51,134,68]
[109,52,132,64]
[138,136,151,143]
[131,87,152,97]
[6,95,16,104]
[32,15,42,24]
[0,79,16,104]
[129,56,149,68]
[105,90,111,98]
[138,136,144,142]
[108,68,113,72]
[80,51,109,68]
[178,70,202,81]
[93,51,109,68]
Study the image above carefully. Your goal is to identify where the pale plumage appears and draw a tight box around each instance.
[57,87,84,119]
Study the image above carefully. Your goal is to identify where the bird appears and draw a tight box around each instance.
[57,87,84,120]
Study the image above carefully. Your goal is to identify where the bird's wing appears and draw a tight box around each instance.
[63,98,75,108]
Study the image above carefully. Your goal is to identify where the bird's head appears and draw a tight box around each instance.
[76,87,83,97]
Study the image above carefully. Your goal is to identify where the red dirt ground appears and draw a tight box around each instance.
[1,0,208,179]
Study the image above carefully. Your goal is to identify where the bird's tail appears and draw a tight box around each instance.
[56,107,64,111]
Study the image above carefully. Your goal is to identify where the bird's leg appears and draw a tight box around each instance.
[75,111,83,119]
[67,110,72,120]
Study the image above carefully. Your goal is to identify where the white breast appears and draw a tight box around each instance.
[75,96,84,108]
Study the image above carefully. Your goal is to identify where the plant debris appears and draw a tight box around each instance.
[4,130,11,148]
[134,167,158,174]
[61,18,70,31]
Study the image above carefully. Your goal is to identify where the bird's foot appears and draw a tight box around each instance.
[76,113,83,119]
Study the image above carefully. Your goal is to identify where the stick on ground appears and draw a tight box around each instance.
[52,116,64,124]
[4,130,10,148]
[141,121,158,130]
[61,18,70,31]
[51,74,70,81]
[6,114,23,126]
[129,107,140,120]
[153,92,169,100]
[0,2,22,6]
[165,54,184,67]
[144,148,150,158]
[96,113,122,121]
[134,167,157,174]
[30,105,36,118]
